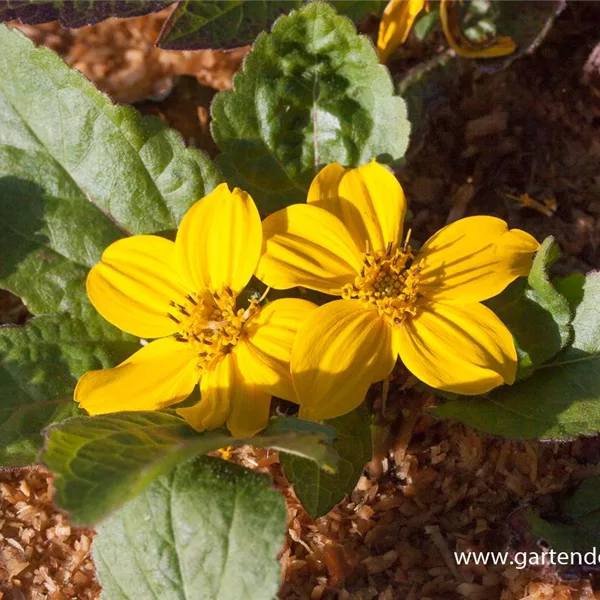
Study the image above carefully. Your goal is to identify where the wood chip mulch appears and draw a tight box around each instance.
[0,467,98,600]
[266,395,600,600]
[2,412,600,599]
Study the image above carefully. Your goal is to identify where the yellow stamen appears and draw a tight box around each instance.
[342,241,423,326]
[257,286,271,304]
[403,228,412,253]
[167,291,260,371]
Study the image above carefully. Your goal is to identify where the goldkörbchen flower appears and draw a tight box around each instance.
[257,162,539,421]
[75,184,316,436]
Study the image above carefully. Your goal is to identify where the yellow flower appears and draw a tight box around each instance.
[257,162,540,421]
[75,184,316,437]
[378,0,426,64]
[377,0,516,63]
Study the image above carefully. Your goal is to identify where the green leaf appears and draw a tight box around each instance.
[524,477,600,556]
[563,475,600,520]
[211,1,410,213]
[94,456,287,600]
[554,272,586,315]
[0,311,138,467]
[413,6,439,41]
[0,1,171,28]
[43,412,337,525]
[0,24,219,316]
[433,271,600,440]
[157,1,387,51]
[562,272,600,359]
[328,1,387,22]
[487,237,572,376]
[524,509,582,555]
[281,405,371,517]
[526,238,572,347]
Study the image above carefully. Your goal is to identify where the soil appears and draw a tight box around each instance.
[395,1,600,277]
[2,3,600,599]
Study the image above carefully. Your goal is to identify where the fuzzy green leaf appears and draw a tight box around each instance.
[0,25,219,317]
[43,412,337,525]
[553,272,586,314]
[94,456,287,600]
[0,311,138,466]
[281,406,371,517]
[0,1,171,28]
[525,476,600,556]
[211,1,410,213]
[487,237,572,376]
[524,509,585,556]
[563,475,600,521]
[157,1,386,50]
[434,271,600,440]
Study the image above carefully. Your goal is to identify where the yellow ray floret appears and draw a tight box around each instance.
[377,0,426,64]
[76,183,316,437]
[257,161,540,421]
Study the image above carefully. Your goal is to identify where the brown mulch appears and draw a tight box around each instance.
[2,2,600,600]
[272,407,600,600]
[394,2,600,276]
[0,469,98,600]
[3,414,600,600]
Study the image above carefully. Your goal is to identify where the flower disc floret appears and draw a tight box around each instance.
[341,244,423,325]
[169,288,260,371]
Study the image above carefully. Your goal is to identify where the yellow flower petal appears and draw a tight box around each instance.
[334,161,408,254]
[396,301,517,394]
[377,0,426,63]
[178,352,271,437]
[293,300,396,421]
[257,204,362,294]
[76,338,198,414]
[226,376,272,438]
[440,0,516,58]
[236,298,318,402]
[178,353,233,432]
[175,183,262,295]
[307,162,347,207]
[86,235,190,338]
[417,216,540,303]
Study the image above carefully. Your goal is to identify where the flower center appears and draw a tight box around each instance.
[167,287,259,371]
[341,241,423,326]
